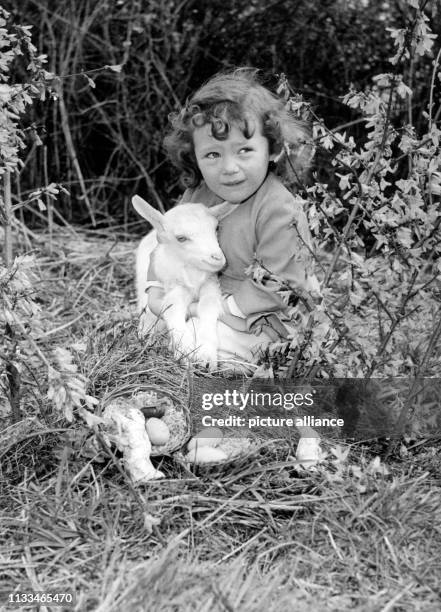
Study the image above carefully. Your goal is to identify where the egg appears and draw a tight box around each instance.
[185,446,228,465]
[145,417,170,446]
[295,437,322,466]
[187,427,223,452]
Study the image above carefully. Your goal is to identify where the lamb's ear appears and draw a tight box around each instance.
[207,200,239,221]
[132,195,167,236]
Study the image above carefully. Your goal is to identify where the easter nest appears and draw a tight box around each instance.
[100,383,191,456]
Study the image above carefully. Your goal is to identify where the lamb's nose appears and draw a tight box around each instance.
[211,253,224,261]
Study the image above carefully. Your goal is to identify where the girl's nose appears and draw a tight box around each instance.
[222,156,239,174]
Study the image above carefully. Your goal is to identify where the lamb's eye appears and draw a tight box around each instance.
[176,235,188,243]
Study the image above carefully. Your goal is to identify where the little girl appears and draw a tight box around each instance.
[147,68,319,370]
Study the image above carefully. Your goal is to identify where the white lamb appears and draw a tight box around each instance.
[133,195,233,368]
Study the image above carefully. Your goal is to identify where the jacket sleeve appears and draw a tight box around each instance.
[233,195,314,317]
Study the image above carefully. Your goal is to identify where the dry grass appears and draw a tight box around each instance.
[1,224,441,612]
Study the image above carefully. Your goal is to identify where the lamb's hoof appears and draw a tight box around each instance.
[197,359,218,372]
[135,469,164,485]
[295,438,323,470]
[193,348,218,371]
[151,469,165,480]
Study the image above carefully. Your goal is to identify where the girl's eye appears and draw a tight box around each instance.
[176,235,188,243]
[239,147,253,154]
[206,152,219,159]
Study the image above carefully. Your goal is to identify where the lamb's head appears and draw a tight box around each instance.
[132,195,231,272]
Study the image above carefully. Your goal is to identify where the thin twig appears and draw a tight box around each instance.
[57,80,96,225]
[2,170,13,267]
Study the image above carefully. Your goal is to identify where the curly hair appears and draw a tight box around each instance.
[164,68,313,189]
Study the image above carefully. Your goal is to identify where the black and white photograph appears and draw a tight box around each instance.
[1,1,440,610]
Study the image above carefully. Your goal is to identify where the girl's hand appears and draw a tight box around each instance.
[218,296,248,331]
[188,296,229,320]
[189,295,248,331]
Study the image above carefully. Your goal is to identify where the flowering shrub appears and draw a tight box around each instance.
[259,0,440,383]
[0,8,96,422]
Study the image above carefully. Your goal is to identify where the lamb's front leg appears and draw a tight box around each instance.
[162,286,197,359]
[195,278,223,368]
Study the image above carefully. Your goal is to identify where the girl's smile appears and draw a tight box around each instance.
[193,121,275,203]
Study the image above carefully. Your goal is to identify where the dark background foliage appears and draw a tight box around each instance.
[4,0,439,227]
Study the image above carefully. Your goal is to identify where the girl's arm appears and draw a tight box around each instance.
[231,194,319,317]
[188,294,248,331]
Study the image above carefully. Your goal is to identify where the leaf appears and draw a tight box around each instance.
[84,74,96,88]
[106,64,123,73]
[251,363,274,379]
[84,395,99,410]
[396,227,413,249]
[373,73,392,87]
[336,173,351,190]
[78,406,103,428]
[0,83,12,102]
[428,171,441,195]
[329,444,350,464]
[367,456,389,476]
[396,81,412,99]
[321,135,334,150]
[70,341,87,353]
[350,464,363,479]
[143,512,161,534]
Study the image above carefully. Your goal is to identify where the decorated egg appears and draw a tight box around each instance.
[187,426,223,452]
[185,446,228,465]
[145,417,170,446]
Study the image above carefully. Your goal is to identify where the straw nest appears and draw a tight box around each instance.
[100,384,191,456]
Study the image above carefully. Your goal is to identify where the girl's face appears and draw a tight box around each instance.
[193,119,275,203]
